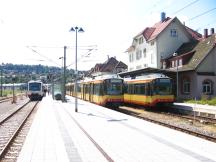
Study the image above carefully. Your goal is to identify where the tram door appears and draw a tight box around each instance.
[89,83,94,102]
[83,84,86,100]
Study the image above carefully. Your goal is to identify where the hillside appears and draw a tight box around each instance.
[0,63,80,84]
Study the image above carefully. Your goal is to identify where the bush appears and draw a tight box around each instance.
[185,97,216,106]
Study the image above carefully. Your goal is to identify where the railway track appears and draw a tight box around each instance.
[0,101,39,161]
[0,97,12,103]
[0,94,26,104]
[118,106,216,143]
[162,111,216,125]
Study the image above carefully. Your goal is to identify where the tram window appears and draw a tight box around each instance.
[77,84,81,92]
[134,84,145,95]
[124,83,128,93]
[93,84,103,96]
[85,84,89,93]
[128,84,133,94]
[105,82,123,95]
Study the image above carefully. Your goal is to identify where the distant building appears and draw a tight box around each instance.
[126,12,201,71]
[87,57,127,77]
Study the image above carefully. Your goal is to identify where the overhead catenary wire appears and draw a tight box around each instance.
[186,7,216,22]
[172,0,200,15]
[26,46,61,67]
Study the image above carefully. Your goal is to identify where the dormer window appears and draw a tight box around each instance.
[170,29,178,37]
[179,59,182,66]
[162,61,166,69]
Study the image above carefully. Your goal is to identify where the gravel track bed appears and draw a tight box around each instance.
[119,106,216,138]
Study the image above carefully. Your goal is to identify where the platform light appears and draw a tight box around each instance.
[69,27,84,112]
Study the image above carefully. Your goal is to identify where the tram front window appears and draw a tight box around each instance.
[29,83,41,91]
[105,79,123,95]
[154,79,172,95]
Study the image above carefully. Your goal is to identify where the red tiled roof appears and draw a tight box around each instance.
[148,17,173,41]
[185,26,202,40]
[135,17,174,41]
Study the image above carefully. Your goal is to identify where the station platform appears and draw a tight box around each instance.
[172,102,216,118]
[17,95,216,162]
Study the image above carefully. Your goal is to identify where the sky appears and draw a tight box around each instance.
[0,0,216,70]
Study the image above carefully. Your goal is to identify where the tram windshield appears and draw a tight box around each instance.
[154,78,172,95]
[28,83,42,91]
[105,79,123,95]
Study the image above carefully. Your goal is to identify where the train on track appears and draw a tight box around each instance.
[66,73,174,108]
[27,80,45,101]
[124,73,174,107]
[66,74,124,107]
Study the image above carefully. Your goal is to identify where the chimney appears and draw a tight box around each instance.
[204,29,208,38]
[211,28,215,35]
[161,12,166,22]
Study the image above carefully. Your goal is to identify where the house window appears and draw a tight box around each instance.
[175,60,178,67]
[179,59,182,66]
[150,41,154,46]
[162,61,166,69]
[170,29,178,37]
[144,64,148,67]
[143,48,146,58]
[136,50,142,60]
[136,65,142,69]
[202,80,213,94]
[139,37,143,44]
[183,79,190,94]
[129,53,134,62]
[172,61,175,67]
[151,52,154,64]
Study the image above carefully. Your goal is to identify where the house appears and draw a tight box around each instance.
[126,12,202,71]
[87,57,128,77]
[162,30,216,100]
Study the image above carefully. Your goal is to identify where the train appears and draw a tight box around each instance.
[27,80,45,101]
[66,73,174,108]
[124,74,174,107]
[66,74,124,107]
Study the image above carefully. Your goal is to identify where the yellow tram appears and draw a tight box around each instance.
[66,74,124,107]
[124,74,174,107]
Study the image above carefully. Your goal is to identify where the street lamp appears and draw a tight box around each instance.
[69,26,84,112]
[173,52,178,101]
[59,56,64,101]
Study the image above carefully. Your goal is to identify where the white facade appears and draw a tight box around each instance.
[127,18,191,71]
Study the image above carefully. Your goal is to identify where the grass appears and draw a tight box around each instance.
[185,97,216,106]
[1,90,24,97]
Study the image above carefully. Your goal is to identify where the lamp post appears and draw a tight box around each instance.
[59,56,64,101]
[173,52,178,101]
[69,26,84,112]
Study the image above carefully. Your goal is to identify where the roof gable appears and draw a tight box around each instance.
[169,34,216,71]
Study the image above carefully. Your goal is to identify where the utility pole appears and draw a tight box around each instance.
[62,46,66,102]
